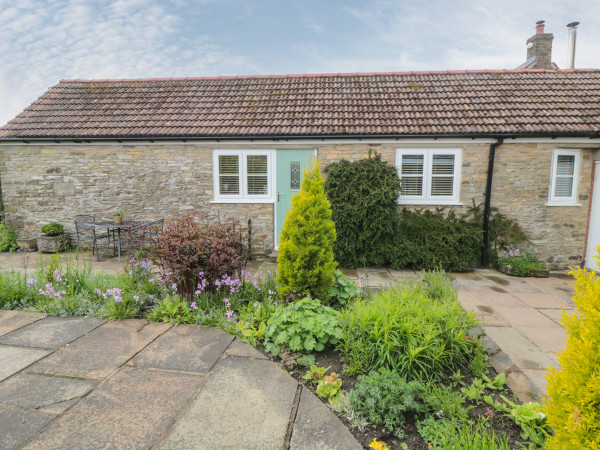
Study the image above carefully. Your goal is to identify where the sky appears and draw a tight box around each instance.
[1,0,599,126]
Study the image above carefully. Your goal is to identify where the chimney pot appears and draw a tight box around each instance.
[536,20,546,33]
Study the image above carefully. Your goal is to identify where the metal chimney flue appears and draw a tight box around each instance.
[567,22,580,69]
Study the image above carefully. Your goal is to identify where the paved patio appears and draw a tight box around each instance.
[0,312,360,449]
[0,250,578,448]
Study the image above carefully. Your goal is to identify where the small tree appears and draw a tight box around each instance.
[543,247,600,448]
[277,159,337,303]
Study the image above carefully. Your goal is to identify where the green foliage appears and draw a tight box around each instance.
[323,153,401,267]
[423,382,472,422]
[340,279,477,380]
[461,378,486,403]
[277,159,337,303]
[498,249,546,276]
[462,200,530,266]
[392,209,482,272]
[235,320,266,347]
[303,364,330,385]
[0,224,18,252]
[316,372,343,401]
[0,270,34,309]
[417,417,510,449]
[40,222,65,236]
[328,270,361,309]
[486,395,550,446]
[350,368,426,438]
[468,342,489,377]
[147,294,194,324]
[544,256,600,449]
[264,297,343,355]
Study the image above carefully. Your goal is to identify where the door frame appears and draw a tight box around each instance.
[273,149,317,250]
[585,160,600,272]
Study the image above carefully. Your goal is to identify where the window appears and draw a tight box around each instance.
[213,150,273,202]
[396,149,461,204]
[548,149,580,205]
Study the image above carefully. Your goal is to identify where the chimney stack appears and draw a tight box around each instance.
[567,22,580,69]
[526,20,554,69]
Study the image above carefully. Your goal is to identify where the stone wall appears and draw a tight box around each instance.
[0,141,597,268]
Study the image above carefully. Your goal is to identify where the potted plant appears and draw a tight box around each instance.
[37,222,68,253]
[111,210,125,225]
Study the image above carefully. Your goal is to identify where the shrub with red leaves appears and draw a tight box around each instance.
[151,214,249,298]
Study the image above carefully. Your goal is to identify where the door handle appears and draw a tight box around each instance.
[277,192,283,202]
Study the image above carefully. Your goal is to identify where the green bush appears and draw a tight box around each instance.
[497,249,545,276]
[328,270,361,309]
[392,209,482,272]
[350,368,426,438]
[40,222,65,236]
[263,297,343,356]
[461,200,529,266]
[324,153,401,268]
[277,159,336,303]
[0,224,19,252]
[340,278,477,380]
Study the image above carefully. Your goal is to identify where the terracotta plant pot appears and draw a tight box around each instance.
[37,234,68,253]
[114,216,123,225]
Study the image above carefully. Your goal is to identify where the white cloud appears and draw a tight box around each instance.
[0,0,258,125]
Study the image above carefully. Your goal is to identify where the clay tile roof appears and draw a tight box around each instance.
[1,69,600,139]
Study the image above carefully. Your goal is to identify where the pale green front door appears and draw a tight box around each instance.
[276,149,314,248]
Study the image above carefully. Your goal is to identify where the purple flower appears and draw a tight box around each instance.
[56,273,63,282]
[26,277,37,286]
[190,301,197,310]
[133,295,140,302]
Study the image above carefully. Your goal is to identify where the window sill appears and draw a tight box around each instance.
[211,199,274,204]
[398,201,463,206]
[546,202,582,207]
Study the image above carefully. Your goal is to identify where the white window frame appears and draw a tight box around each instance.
[547,149,581,206]
[213,150,275,203]
[396,148,462,205]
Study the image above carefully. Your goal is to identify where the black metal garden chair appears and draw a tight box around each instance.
[74,215,112,261]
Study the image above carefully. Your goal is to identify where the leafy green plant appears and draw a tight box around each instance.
[461,378,486,403]
[485,395,551,446]
[483,372,506,390]
[498,249,546,277]
[302,365,330,385]
[0,224,19,252]
[235,320,266,347]
[316,372,343,401]
[468,341,489,377]
[340,280,477,380]
[40,222,65,236]
[544,256,600,449]
[147,294,194,324]
[423,382,472,421]
[328,270,361,309]
[449,369,465,387]
[264,297,343,355]
[350,368,426,438]
[462,199,530,267]
[324,152,401,268]
[392,208,482,272]
[417,416,510,449]
[277,159,337,303]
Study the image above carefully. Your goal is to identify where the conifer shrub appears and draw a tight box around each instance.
[543,249,600,449]
[391,209,482,272]
[277,159,337,303]
[323,152,401,268]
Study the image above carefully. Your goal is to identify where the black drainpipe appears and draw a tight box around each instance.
[481,138,503,268]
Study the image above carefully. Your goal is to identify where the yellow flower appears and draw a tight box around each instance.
[369,438,390,450]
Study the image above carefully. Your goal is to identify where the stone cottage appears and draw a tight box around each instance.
[1,27,599,270]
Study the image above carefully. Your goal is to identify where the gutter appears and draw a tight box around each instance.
[0,132,599,144]
[481,138,504,268]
